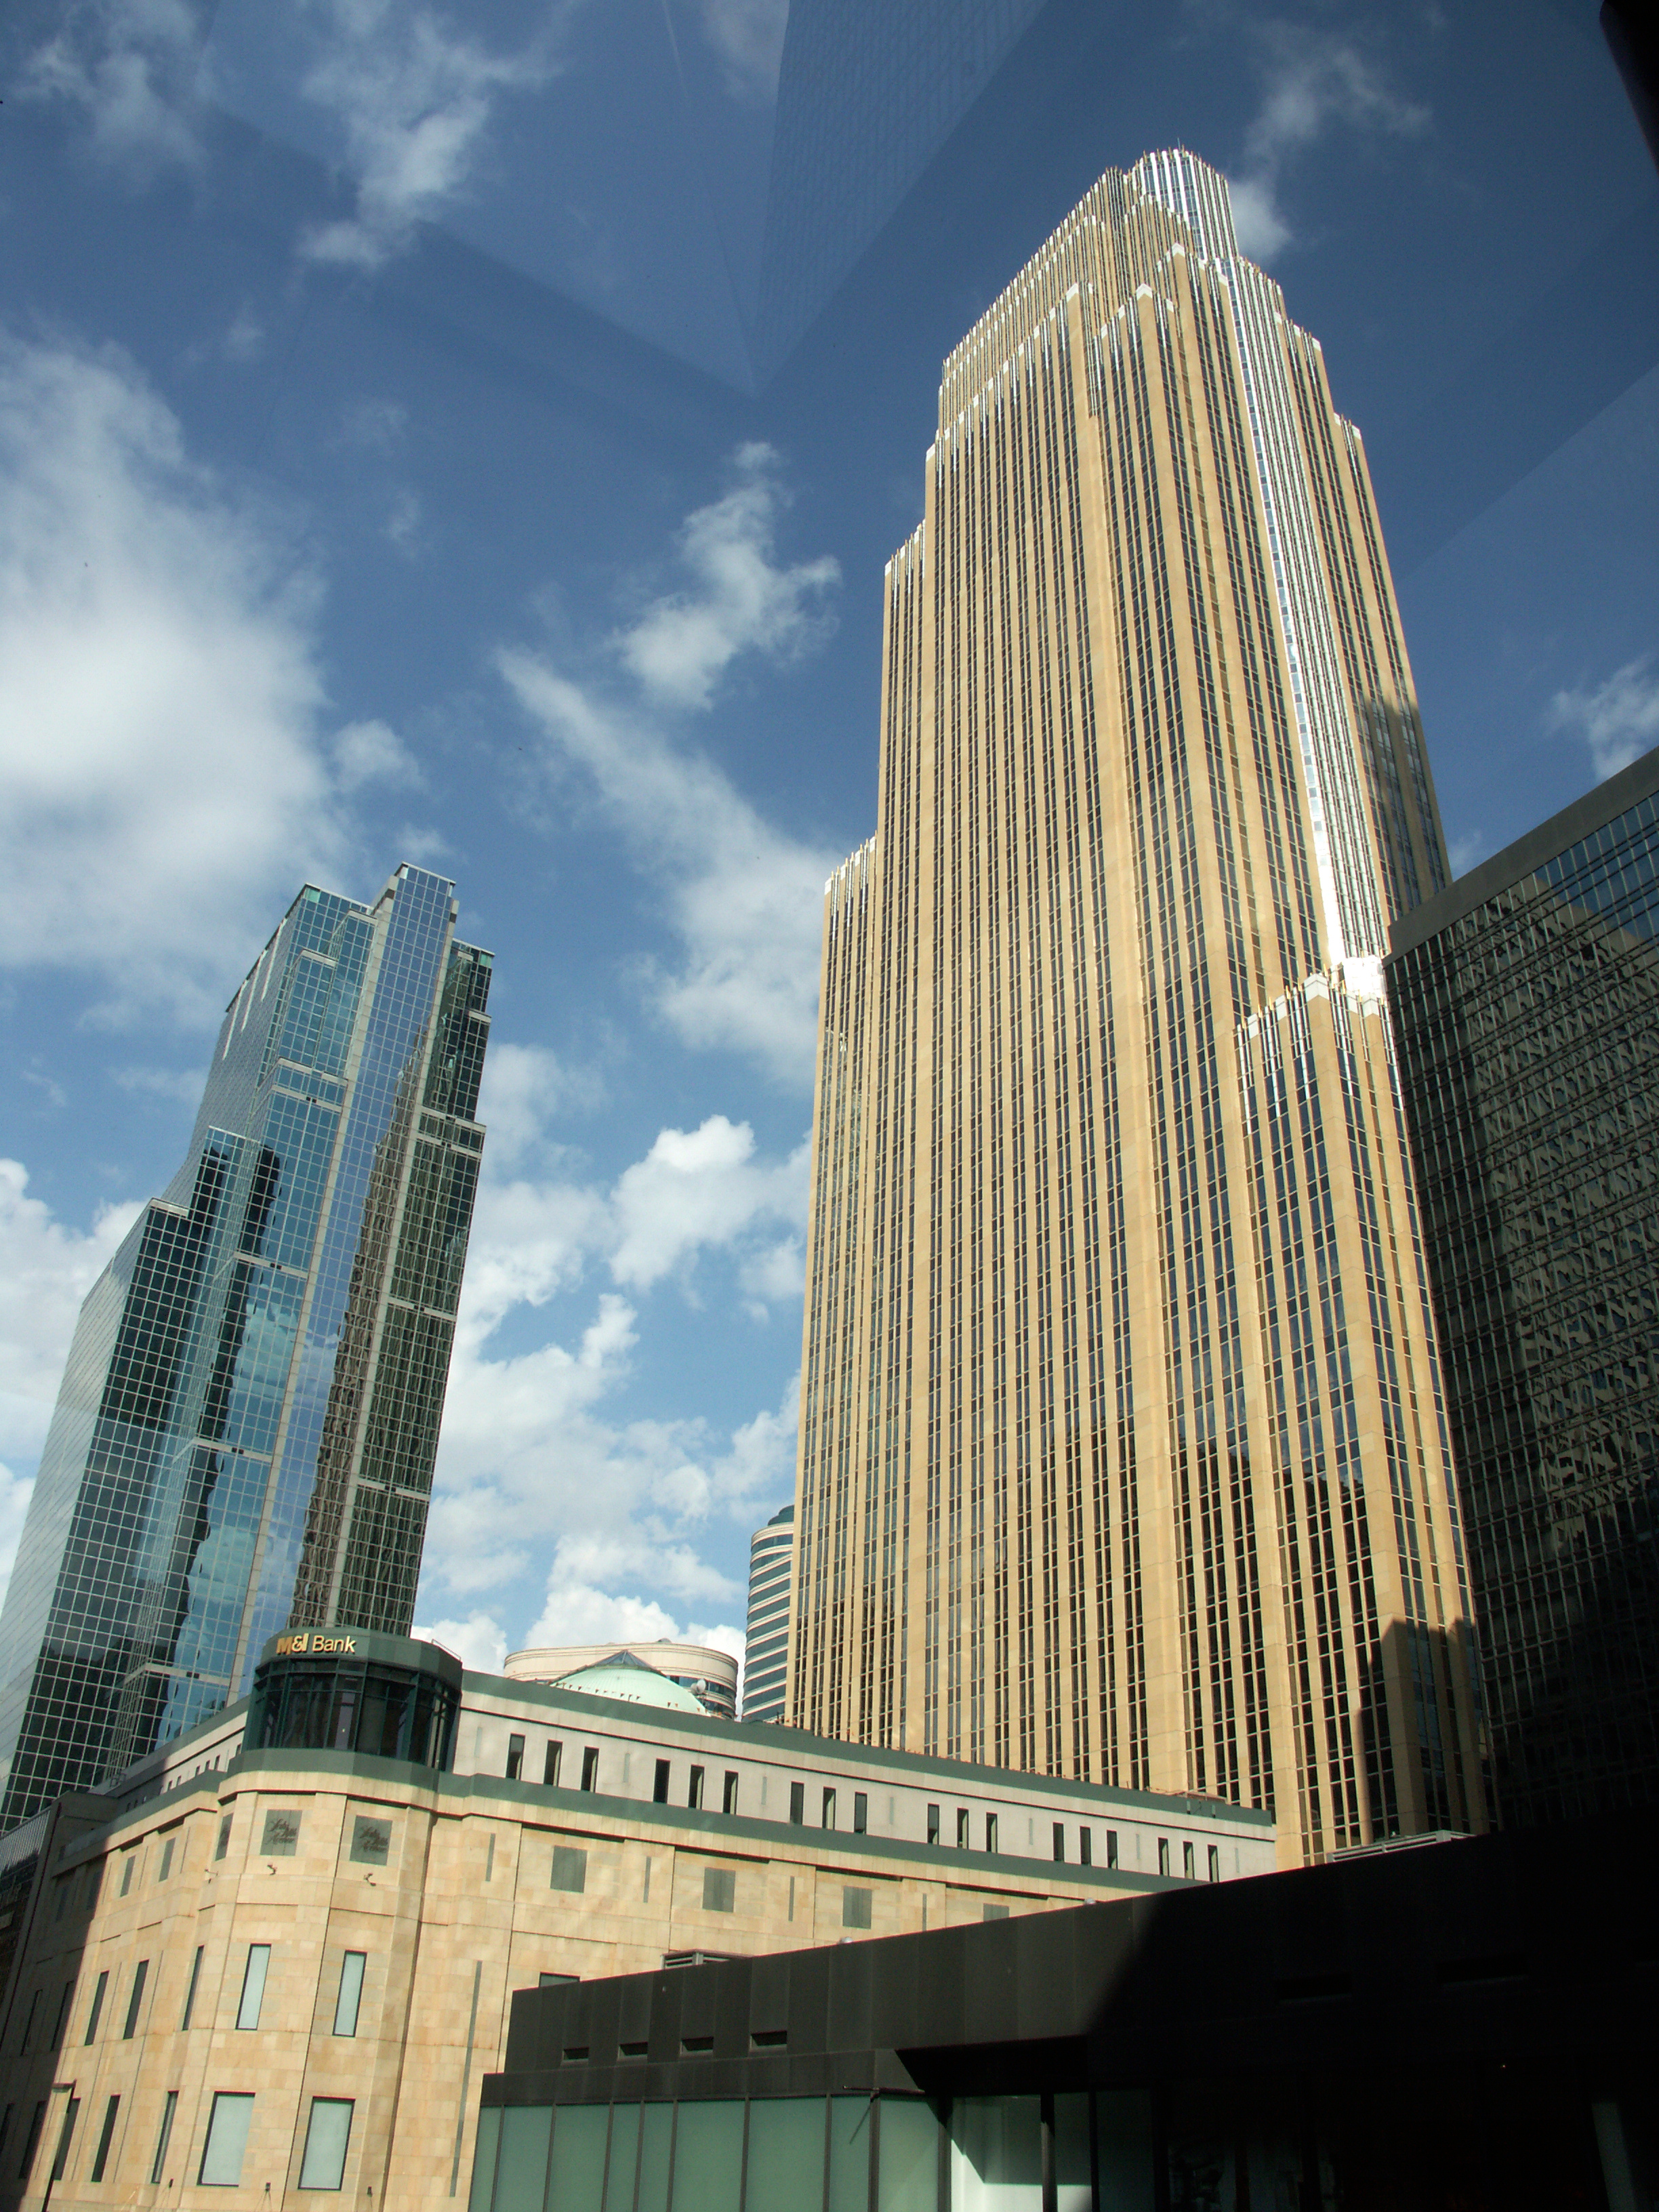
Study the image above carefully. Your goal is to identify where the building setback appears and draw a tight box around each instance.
[743,1508,795,1725]
[0,1635,1271,2212]
[0,867,491,1832]
[1387,745,1659,1826]
[790,148,1484,1862]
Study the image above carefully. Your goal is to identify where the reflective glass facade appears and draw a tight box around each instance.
[1388,752,1659,1825]
[245,1632,462,1770]
[0,867,491,1832]
[741,1506,794,1724]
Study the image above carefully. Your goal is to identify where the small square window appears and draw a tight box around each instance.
[842,1886,872,1930]
[350,1818,391,1866]
[983,1904,1009,1922]
[703,1866,736,1914]
[261,1811,302,1858]
[550,1847,588,1895]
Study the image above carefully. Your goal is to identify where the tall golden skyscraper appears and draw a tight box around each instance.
[789,150,1486,1864]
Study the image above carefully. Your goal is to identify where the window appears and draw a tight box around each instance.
[350,1817,391,1866]
[91,2097,119,2184]
[1183,1841,1196,1881]
[119,1854,136,1896]
[85,1969,108,2043]
[927,1803,941,1845]
[485,1835,497,1881]
[984,1812,998,1853]
[199,2093,255,2186]
[1158,1839,1171,1877]
[150,2092,177,2185]
[789,1782,805,1825]
[298,2099,354,2190]
[123,1960,148,2039]
[1208,1845,1221,1884]
[333,1953,366,2037]
[181,1947,204,2030]
[653,1759,671,1803]
[261,1810,301,1857]
[50,2099,79,2182]
[539,1972,577,1989]
[1107,1830,1119,1869]
[158,1837,176,1881]
[983,1904,1009,1921]
[550,1846,588,1894]
[506,1734,525,1782]
[216,1816,232,1862]
[822,1787,836,1829]
[853,1791,867,1834]
[1080,1828,1092,1867]
[54,1878,68,1921]
[1053,1824,1065,1864]
[722,1771,739,1815]
[19,2102,45,2184]
[18,1989,39,2051]
[580,1748,599,1793]
[51,1979,74,2047]
[544,1741,562,1787]
[689,1766,705,1809]
[842,1886,872,1929]
[237,1944,271,2030]
[701,1865,736,1913]
[956,1809,969,1849]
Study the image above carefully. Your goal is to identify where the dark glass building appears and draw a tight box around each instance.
[0,866,491,1832]
[1387,747,1659,1826]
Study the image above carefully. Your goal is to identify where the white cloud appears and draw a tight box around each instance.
[296,1,565,270]
[0,336,365,1023]
[385,487,423,554]
[333,716,422,790]
[1227,22,1429,264]
[474,1041,602,1169]
[1446,830,1487,878]
[618,445,838,712]
[223,306,266,363]
[410,1607,508,1672]
[1548,655,1659,783]
[696,0,787,106]
[23,0,211,176]
[112,1063,208,1104]
[611,1116,807,1290]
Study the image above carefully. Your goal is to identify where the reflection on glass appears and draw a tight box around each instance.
[830,2097,874,2212]
[549,2106,608,2212]
[668,2102,743,2212]
[602,2107,640,2212]
[494,2107,551,2212]
[748,2100,825,2211]
[878,2100,939,2212]
[949,2097,1040,2212]
[638,2104,673,2212]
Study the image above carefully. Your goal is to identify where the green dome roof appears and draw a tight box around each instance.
[552,1650,704,1713]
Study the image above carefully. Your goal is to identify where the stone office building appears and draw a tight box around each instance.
[0,1633,1272,2211]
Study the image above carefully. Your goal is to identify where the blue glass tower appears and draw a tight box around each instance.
[0,865,491,1831]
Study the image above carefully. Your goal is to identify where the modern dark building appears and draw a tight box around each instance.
[473,1812,1655,2211]
[1388,748,1659,1828]
[0,866,491,1832]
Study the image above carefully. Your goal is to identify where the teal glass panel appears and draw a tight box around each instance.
[638,2106,674,2212]
[496,2108,552,2212]
[668,2103,743,2212]
[828,2098,872,2212]
[1053,2096,1090,2212]
[949,2098,1040,2211]
[548,2105,609,2212]
[468,2110,501,2212]
[747,2100,825,2212]
[878,2100,938,2212]
[1094,2092,1154,2212]
[603,2109,640,2212]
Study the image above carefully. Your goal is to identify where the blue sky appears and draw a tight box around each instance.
[1,0,1655,1679]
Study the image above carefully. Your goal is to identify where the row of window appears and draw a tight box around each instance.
[1,2088,356,2193]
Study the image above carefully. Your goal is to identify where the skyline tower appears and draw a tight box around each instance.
[788,150,1486,1862]
[0,864,491,1832]
[742,1503,795,1724]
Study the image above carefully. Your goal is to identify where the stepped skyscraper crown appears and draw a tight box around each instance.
[789,151,1483,1864]
[0,865,491,1832]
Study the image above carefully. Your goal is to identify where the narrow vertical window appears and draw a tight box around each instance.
[544,1741,562,1787]
[689,1766,705,1809]
[236,1944,270,2031]
[1183,1841,1196,1881]
[854,1792,868,1835]
[1158,1839,1170,1877]
[485,1834,496,1881]
[822,1787,836,1830]
[789,1782,805,1825]
[20,2102,47,2183]
[150,2093,178,2186]
[653,1760,670,1803]
[119,1856,136,1896]
[85,1969,108,2043]
[580,1748,599,1792]
[1208,1845,1221,1884]
[506,1734,525,1782]
[180,1947,204,2030]
[215,1816,232,1861]
[50,1979,74,2047]
[91,2096,120,2183]
[722,1771,739,1815]
[199,2093,254,2186]
[1080,1829,1092,1867]
[926,1803,940,1845]
[1106,1830,1119,1869]
[158,1837,176,1881]
[956,1809,969,1849]
[334,1952,366,2037]
[1052,1824,1065,1864]
[122,1960,148,2039]
[50,2099,79,2182]
[298,2100,354,2190]
[18,1989,39,2051]
[984,1812,997,1853]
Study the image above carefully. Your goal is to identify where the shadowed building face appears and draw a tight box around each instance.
[789,150,1485,1864]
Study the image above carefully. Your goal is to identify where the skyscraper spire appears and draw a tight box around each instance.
[789,152,1483,1862]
